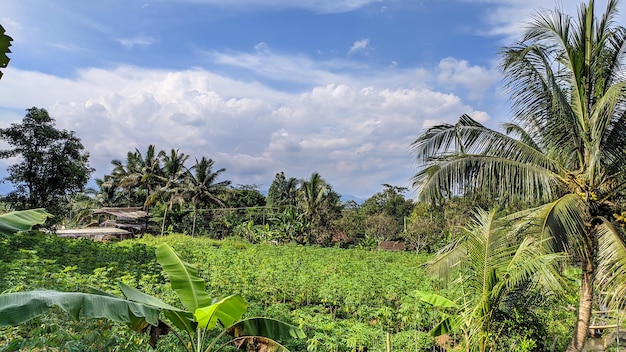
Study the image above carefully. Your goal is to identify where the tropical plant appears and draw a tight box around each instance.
[417,208,564,351]
[183,157,231,236]
[267,172,298,211]
[0,208,51,236]
[156,149,190,236]
[0,243,305,351]
[0,24,12,80]
[411,1,626,350]
[298,172,341,244]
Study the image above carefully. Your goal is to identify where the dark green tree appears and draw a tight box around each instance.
[298,172,342,244]
[267,171,298,211]
[361,184,414,236]
[183,156,230,236]
[0,107,93,220]
[224,184,266,209]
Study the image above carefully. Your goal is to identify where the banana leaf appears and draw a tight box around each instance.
[211,317,305,352]
[0,290,160,327]
[119,282,196,334]
[156,243,213,311]
[0,209,52,236]
[228,317,306,340]
[430,315,459,337]
[194,294,248,330]
[414,290,458,308]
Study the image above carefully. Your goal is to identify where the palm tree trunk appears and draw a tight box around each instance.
[192,207,197,237]
[566,255,595,352]
[160,205,169,236]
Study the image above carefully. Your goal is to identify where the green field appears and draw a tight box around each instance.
[0,232,576,351]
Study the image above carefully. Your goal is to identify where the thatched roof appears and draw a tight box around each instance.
[92,207,148,219]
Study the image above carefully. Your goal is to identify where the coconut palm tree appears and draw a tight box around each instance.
[183,157,231,236]
[156,148,189,236]
[411,1,626,351]
[299,172,341,244]
[135,145,165,208]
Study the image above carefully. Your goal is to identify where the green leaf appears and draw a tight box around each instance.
[414,290,458,308]
[119,282,196,334]
[194,294,247,330]
[229,317,306,340]
[0,209,52,236]
[0,290,160,328]
[156,243,212,312]
[430,316,457,337]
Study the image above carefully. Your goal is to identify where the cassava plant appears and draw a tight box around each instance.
[0,243,305,351]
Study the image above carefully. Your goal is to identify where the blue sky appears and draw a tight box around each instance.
[0,0,618,199]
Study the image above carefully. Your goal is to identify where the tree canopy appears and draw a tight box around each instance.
[0,107,93,220]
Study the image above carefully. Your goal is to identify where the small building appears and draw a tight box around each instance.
[56,207,148,240]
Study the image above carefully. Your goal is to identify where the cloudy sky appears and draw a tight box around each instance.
[0,0,617,199]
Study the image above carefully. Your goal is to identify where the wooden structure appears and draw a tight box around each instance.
[92,207,148,233]
[584,309,625,352]
[56,227,132,241]
[56,207,148,241]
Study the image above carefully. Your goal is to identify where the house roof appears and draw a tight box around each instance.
[92,207,148,219]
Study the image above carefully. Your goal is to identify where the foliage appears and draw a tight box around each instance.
[0,108,93,220]
[419,209,565,351]
[402,202,445,252]
[267,172,298,211]
[0,240,305,351]
[411,1,626,350]
[361,184,414,243]
[0,24,12,79]
[0,209,52,236]
[0,233,576,350]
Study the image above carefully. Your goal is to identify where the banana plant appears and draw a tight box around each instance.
[0,243,305,351]
[0,208,51,235]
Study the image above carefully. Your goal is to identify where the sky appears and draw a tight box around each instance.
[0,0,619,200]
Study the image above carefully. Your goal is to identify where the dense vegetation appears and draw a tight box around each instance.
[411,1,626,351]
[0,233,577,351]
[1,1,625,351]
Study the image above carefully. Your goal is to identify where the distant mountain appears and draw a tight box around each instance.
[341,194,365,204]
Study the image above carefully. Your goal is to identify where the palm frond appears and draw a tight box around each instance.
[527,194,588,257]
[596,218,626,308]
[414,155,561,205]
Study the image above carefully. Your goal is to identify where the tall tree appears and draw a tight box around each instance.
[183,157,230,236]
[134,145,164,209]
[411,2,626,351]
[156,149,189,235]
[267,171,298,211]
[299,172,342,244]
[0,107,93,220]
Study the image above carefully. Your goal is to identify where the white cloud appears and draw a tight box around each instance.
[0,61,489,198]
[348,38,372,56]
[436,57,499,100]
[463,0,618,42]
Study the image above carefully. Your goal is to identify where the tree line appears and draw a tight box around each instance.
[2,1,626,350]
[0,107,472,250]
